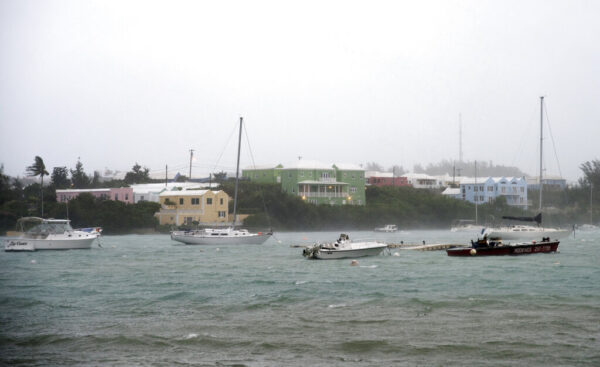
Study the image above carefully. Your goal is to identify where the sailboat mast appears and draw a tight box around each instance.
[539,96,544,212]
[475,160,478,225]
[591,183,594,225]
[232,117,243,227]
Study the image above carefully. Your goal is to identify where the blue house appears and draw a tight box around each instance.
[459,177,528,209]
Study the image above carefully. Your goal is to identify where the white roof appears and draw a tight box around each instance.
[403,173,438,180]
[56,188,111,193]
[460,177,525,185]
[159,190,223,197]
[131,182,214,194]
[442,188,461,195]
[243,164,282,170]
[333,163,364,171]
[282,160,333,170]
[365,171,393,178]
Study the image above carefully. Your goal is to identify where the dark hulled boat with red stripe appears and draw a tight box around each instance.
[447,237,559,257]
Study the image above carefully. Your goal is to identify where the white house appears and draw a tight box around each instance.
[459,177,528,208]
[131,182,218,203]
[403,173,445,189]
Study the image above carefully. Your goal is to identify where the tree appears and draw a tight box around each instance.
[579,159,600,188]
[212,171,227,183]
[51,166,71,189]
[124,163,150,184]
[365,162,383,172]
[70,160,90,188]
[26,156,49,217]
[91,171,101,188]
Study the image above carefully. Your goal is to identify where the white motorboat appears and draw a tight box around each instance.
[4,217,98,251]
[170,117,272,246]
[374,224,398,232]
[303,234,388,259]
[171,228,271,245]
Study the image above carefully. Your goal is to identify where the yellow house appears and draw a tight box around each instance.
[155,190,230,226]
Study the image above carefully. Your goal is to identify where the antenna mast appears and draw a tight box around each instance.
[459,113,463,162]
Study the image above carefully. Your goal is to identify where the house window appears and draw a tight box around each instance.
[501,187,506,193]
[480,195,484,202]
[350,187,357,193]
[179,198,184,205]
[474,186,478,192]
[300,171,304,177]
[115,193,119,200]
[218,211,226,218]
[125,194,129,200]
[185,217,192,225]
[220,198,223,205]
[191,198,200,205]
[520,187,524,192]
[207,198,213,205]
[140,195,145,201]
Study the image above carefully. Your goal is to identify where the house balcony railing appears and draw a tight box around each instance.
[299,192,349,198]
[318,177,337,183]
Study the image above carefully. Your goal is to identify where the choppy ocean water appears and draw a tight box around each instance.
[1,229,599,366]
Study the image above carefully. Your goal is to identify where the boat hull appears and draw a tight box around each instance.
[4,235,97,251]
[313,245,387,259]
[171,231,271,245]
[486,228,571,240]
[447,241,559,256]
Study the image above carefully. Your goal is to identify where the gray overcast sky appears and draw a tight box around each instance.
[1,0,599,181]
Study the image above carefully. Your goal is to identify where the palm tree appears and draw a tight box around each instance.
[27,156,49,217]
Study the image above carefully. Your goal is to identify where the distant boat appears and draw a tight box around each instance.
[450,219,484,233]
[303,233,387,259]
[447,236,559,257]
[4,217,98,251]
[170,117,272,246]
[374,224,398,232]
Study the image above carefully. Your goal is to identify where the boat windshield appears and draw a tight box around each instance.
[25,222,73,236]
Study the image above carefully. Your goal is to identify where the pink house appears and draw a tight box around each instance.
[56,188,134,204]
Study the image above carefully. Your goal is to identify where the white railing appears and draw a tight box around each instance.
[299,192,348,198]
[318,177,337,183]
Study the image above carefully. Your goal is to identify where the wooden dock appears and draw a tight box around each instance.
[387,243,466,251]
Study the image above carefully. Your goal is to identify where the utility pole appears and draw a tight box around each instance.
[189,149,194,180]
[165,165,168,187]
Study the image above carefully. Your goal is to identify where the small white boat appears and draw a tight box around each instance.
[4,217,98,251]
[374,224,398,233]
[171,227,271,245]
[450,219,484,233]
[303,234,388,259]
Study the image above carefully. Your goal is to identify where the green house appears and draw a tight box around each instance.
[242,160,365,205]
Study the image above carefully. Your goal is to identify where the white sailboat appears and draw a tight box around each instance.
[170,117,272,245]
[485,97,571,240]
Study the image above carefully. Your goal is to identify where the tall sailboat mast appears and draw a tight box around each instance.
[539,96,544,212]
[475,160,478,225]
[232,117,243,227]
